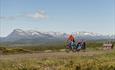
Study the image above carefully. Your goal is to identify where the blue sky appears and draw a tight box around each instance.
[0,0,115,37]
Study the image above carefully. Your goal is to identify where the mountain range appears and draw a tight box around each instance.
[0,29,114,44]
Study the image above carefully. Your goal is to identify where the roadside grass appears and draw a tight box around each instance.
[0,50,115,70]
[0,42,115,70]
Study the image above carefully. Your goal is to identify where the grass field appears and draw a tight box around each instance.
[0,49,115,70]
[0,42,115,70]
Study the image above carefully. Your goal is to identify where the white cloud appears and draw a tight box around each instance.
[0,10,48,20]
[26,10,48,20]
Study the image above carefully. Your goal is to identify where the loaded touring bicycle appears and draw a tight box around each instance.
[66,40,86,52]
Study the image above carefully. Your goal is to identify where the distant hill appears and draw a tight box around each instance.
[0,29,114,44]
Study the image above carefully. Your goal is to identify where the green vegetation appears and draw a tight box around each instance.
[0,41,115,54]
[0,47,31,54]
[0,41,115,52]
[0,41,115,70]
[0,50,115,70]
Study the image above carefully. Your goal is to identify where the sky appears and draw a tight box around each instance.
[0,0,115,37]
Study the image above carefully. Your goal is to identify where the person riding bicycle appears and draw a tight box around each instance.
[67,34,75,49]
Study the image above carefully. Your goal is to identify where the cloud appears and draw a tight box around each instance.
[26,10,48,20]
[0,10,48,20]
